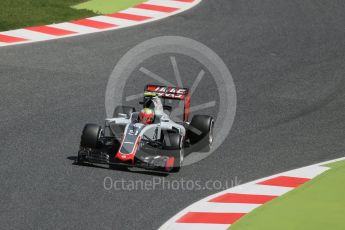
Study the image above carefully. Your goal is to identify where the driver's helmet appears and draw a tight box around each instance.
[139,108,154,125]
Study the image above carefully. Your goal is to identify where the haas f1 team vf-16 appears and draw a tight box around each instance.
[76,85,214,172]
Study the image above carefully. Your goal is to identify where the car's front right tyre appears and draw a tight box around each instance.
[162,132,184,172]
[80,124,102,148]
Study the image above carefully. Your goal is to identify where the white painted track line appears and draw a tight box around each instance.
[282,165,329,179]
[89,16,136,27]
[147,0,191,8]
[229,184,293,196]
[122,8,168,18]
[1,29,55,41]
[49,22,99,34]
[188,202,260,213]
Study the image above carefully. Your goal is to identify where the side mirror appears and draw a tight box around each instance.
[118,113,128,119]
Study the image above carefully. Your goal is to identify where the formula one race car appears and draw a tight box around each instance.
[76,85,214,172]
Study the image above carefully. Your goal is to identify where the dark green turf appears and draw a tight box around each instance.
[0,0,96,31]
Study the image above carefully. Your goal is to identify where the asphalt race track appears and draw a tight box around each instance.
[1,0,345,229]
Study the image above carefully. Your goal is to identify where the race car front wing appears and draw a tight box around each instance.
[78,147,173,171]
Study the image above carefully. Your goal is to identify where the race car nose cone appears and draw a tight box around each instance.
[115,152,135,163]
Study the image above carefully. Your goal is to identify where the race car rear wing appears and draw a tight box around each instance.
[145,85,191,122]
[145,85,189,100]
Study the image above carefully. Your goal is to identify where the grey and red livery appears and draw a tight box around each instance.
[76,84,214,172]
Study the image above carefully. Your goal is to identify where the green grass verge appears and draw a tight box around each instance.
[72,0,147,14]
[0,0,145,32]
[230,160,345,230]
[0,0,97,32]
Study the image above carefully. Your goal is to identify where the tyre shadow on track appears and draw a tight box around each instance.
[67,156,169,177]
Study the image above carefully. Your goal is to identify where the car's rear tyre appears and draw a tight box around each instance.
[162,132,184,172]
[187,115,214,150]
[80,124,102,149]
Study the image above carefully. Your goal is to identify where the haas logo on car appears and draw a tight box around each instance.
[153,86,187,99]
